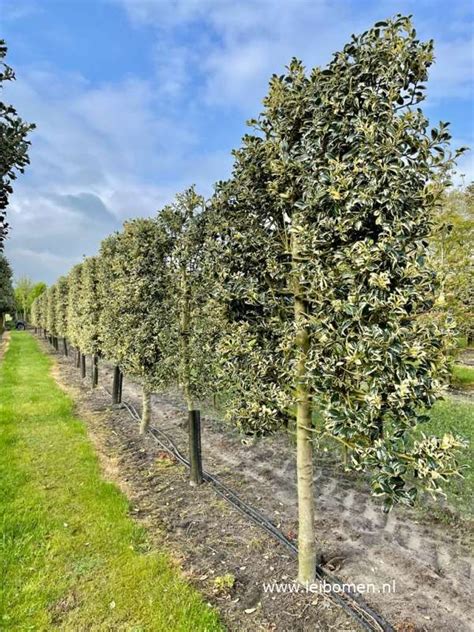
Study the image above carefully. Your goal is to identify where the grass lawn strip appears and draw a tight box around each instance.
[0,331,222,631]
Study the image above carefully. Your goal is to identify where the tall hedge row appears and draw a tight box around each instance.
[66,263,83,350]
[30,16,468,582]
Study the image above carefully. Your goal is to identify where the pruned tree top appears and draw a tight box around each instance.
[98,218,171,389]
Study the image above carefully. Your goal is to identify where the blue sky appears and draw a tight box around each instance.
[2,0,473,283]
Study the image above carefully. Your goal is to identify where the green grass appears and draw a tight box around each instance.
[421,396,474,518]
[0,332,222,631]
[455,335,469,350]
[451,364,474,389]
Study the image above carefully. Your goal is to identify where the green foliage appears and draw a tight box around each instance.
[54,276,68,338]
[213,573,235,595]
[30,287,47,330]
[77,257,100,355]
[66,263,83,349]
[30,281,46,302]
[98,219,170,391]
[430,184,474,343]
[96,233,120,363]
[15,279,46,321]
[30,294,38,328]
[0,254,14,316]
[45,284,57,336]
[14,276,34,319]
[0,40,35,249]
[157,187,217,409]
[209,15,466,507]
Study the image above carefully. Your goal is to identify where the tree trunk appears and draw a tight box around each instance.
[179,265,193,411]
[179,266,203,485]
[292,231,316,585]
[75,347,81,368]
[80,353,86,379]
[140,386,151,435]
[63,338,68,356]
[92,354,98,388]
[112,366,121,404]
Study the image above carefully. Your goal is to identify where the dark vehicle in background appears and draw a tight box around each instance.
[6,318,26,330]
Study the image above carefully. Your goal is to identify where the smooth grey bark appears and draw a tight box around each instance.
[292,231,316,584]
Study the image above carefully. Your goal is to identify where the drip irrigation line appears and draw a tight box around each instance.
[100,381,394,632]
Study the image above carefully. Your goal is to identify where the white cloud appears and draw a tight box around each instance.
[119,0,356,110]
[10,247,78,280]
[4,0,473,284]
[430,37,474,99]
[3,63,228,283]
[118,0,474,112]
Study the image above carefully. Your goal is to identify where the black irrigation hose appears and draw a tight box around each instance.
[108,390,394,632]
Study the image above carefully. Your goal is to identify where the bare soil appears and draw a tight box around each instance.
[40,336,473,632]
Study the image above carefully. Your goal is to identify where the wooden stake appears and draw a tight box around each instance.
[189,410,203,486]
